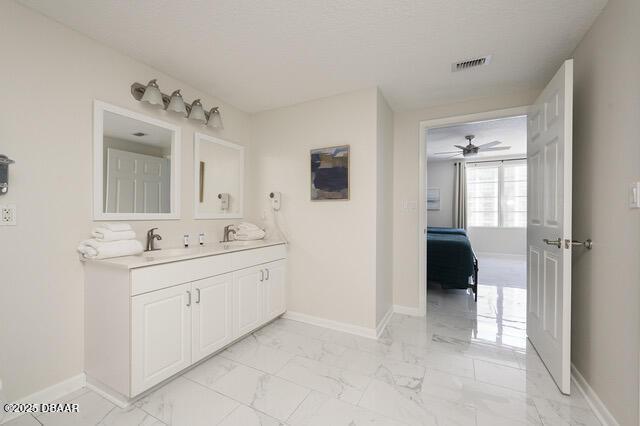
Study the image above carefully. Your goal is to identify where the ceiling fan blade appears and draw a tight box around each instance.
[476,140,501,149]
[445,153,463,159]
[482,146,511,152]
[454,145,467,150]
[434,151,461,155]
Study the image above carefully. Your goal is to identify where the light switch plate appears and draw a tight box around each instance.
[630,183,640,209]
[0,204,16,225]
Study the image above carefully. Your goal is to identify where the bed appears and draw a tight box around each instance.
[426,229,478,301]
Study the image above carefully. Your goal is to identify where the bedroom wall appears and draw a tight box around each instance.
[393,91,538,311]
[0,1,252,402]
[571,0,640,424]
[466,227,526,256]
[425,160,455,227]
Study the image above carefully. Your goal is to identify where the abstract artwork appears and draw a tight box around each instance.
[310,145,349,200]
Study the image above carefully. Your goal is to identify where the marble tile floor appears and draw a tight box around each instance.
[6,283,600,425]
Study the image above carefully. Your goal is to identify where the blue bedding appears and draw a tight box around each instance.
[427,231,478,299]
[427,227,467,236]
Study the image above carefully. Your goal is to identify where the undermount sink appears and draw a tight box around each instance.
[142,247,196,259]
[221,240,253,248]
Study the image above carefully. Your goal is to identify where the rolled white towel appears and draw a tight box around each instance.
[235,229,266,241]
[102,223,133,232]
[91,227,137,242]
[78,239,143,260]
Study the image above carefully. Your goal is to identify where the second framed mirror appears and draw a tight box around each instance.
[194,133,244,219]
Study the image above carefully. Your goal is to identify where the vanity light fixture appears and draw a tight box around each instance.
[130,79,223,126]
[188,99,207,123]
[207,107,223,129]
[139,79,164,107]
[166,90,187,116]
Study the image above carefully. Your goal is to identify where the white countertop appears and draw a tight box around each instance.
[84,239,287,269]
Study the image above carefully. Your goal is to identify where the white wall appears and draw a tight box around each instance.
[375,91,394,324]
[425,161,454,227]
[0,1,252,402]
[392,91,538,310]
[466,227,526,256]
[249,88,382,330]
[571,0,640,424]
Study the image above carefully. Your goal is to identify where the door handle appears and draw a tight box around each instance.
[265,269,270,280]
[260,269,264,282]
[565,239,593,250]
[196,288,201,303]
[543,238,562,248]
[186,290,192,307]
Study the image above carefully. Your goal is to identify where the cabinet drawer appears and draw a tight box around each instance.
[230,245,286,270]
[131,255,233,295]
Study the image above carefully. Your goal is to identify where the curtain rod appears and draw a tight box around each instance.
[461,157,527,165]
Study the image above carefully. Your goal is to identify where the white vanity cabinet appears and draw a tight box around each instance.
[192,273,234,364]
[84,243,286,403]
[131,283,192,395]
[234,260,286,336]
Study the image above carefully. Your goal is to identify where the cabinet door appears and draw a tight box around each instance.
[192,273,233,363]
[264,260,287,321]
[233,266,263,336]
[131,283,192,395]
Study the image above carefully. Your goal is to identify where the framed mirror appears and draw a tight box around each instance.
[194,133,244,219]
[93,101,181,220]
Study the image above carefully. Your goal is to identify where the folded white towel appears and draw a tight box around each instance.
[102,223,133,232]
[235,229,266,241]
[78,239,143,260]
[236,222,261,231]
[91,227,137,242]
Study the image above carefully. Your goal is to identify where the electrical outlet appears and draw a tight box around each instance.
[0,204,16,226]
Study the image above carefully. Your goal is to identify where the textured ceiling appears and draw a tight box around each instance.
[427,115,527,160]
[19,0,606,113]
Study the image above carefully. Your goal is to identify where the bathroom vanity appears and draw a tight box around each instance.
[83,240,287,403]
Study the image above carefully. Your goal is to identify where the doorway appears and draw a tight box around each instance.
[421,111,529,350]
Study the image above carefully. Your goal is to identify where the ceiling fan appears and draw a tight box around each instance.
[434,135,511,158]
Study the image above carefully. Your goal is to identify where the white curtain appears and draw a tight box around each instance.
[453,161,467,229]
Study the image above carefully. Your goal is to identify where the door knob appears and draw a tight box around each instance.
[543,238,562,248]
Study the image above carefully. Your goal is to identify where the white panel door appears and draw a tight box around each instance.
[263,260,286,321]
[106,148,170,214]
[527,59,573,394]
[131,283,192,395]
[234,266,263,336]
[192,273,234,363]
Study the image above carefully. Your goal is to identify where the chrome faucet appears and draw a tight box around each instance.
[145,228,162,251]
[221,225,236,243]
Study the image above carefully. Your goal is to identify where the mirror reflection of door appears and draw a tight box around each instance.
[102,110,172,214]
[105,148,170,213]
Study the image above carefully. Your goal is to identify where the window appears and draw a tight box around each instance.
[466,160,527,227]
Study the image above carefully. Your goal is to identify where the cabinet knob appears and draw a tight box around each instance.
[186,290,192,307]
[265,269,270,280]
[196,288,201,304]
[260,270,264,282]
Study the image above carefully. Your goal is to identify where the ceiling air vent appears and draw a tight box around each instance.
[452,55,492,72]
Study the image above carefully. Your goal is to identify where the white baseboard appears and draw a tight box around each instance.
[571,364,619,426]
[283,311,378,339]
[85,376,129,409]
[376,306,394,338]
[0,373,86,424]
[393,304,424,317]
